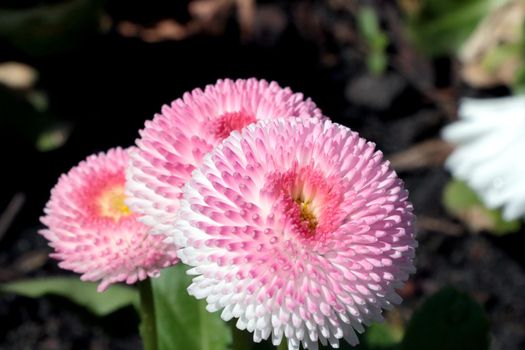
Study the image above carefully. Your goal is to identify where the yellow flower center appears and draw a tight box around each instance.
[295,197,318,233]
[98,185,132,220]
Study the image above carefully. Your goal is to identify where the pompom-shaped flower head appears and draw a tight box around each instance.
[126,78,322,235]
[40,147,178,292]
[442,95,525,220]
[175,118,417,349]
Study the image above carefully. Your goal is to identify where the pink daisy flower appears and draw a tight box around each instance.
[40,147,178,292]
[126,78,322,235]
[175,118,416,350]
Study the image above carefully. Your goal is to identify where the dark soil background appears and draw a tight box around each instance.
[0,1,524,349]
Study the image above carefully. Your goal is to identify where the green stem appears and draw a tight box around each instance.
[139,278,158,350]
[230,321,252,350]
[277,339,288,350]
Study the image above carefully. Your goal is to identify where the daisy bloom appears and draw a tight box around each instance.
[175,118,417,349]
[126,78,322,235]
[40,147,178,292]
[442,95,525,220]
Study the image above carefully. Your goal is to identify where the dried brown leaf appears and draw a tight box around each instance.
[13,250,48,274]
[416,215,464,236]
[0,62,38,90]
[460,0,525,87]
[388,139,454,171]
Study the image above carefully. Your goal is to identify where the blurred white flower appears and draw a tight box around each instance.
[442,95,525,220]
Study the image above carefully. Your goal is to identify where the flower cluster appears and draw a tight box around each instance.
[41,78,416,349]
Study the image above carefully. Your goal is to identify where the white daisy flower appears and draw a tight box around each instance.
[442,95,525,220]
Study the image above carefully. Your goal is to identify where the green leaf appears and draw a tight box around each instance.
[443,179,481,212]
[357,7,389,76]
[152,264,232,350]
[368,51,388,76]
[342,321,403,350]
[0,277,139,316]
[489,208,521,235]
[405,0,494,56]
[512,28,525,93]
[0,86,56,143]
[365,322,403,348]
[320,320,403,350]
[442,179,521,235]
[358,7,383,43]
[36,122,72,152]
[400,288,490,350]
[512,64,525,93]
[0,0,104,56]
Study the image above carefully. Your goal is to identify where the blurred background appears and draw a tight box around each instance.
[0,0,524,349]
